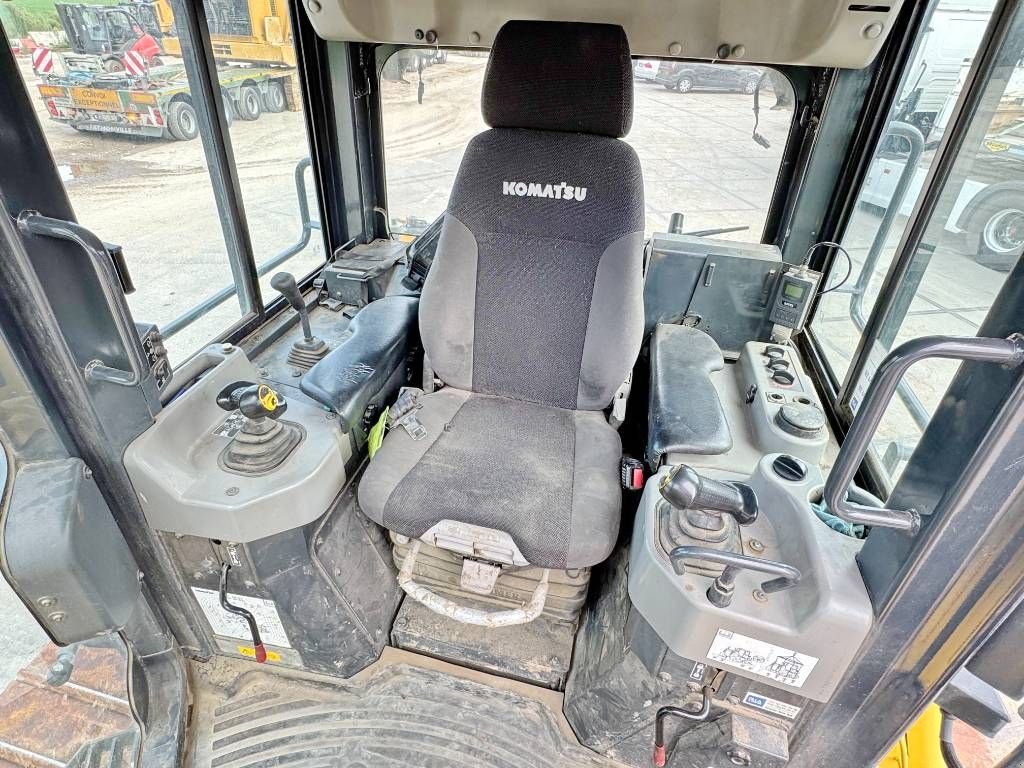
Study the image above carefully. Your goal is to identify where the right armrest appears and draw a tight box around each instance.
[300,296,418,433]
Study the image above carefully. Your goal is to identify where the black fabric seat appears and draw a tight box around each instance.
[358,20,645,570]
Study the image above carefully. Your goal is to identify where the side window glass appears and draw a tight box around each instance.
[810,0,1018,483]
[0,0,325,362]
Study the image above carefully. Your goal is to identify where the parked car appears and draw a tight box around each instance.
[634,59,764,94]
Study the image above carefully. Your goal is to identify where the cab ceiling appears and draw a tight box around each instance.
[300,0,903,69]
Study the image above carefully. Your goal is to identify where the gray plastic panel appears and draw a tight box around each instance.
[627,457,872,702]
[643,233,783,355]
[124,345,350,542]
[5,458,141,643]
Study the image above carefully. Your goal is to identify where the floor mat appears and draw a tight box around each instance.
[188,649,624,768]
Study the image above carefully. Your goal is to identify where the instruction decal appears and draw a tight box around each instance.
[742,692,802,719]
[213,411,246,438]
[191,587,292,648]
[706,629,817,688]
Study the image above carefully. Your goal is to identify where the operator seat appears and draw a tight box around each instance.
[359,20,644,572]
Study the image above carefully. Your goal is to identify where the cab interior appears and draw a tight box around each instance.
[0,1,1023,767]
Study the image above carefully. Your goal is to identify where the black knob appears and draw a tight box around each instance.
[772,455,808,482]
[271,272,304,312]
[659,464,758,525]
[216,380,287,420]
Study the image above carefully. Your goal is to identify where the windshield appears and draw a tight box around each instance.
[380,51,795,241]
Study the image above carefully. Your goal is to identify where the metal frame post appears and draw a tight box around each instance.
[168,0,263,320]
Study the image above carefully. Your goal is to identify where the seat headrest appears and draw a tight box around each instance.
[482,20,633,139]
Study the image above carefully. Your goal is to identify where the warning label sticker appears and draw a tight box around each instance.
[191,587,292,648]
[742,692,802,719]
[706,629,817,688]
[212,411,245,438]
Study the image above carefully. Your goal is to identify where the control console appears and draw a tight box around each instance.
[739,341,828,465]
[124,344,350,542]
[628,458,872,703]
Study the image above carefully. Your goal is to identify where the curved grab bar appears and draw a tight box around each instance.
[826,334,1024,534]
[669,545,801,607]
[17,211,146,387]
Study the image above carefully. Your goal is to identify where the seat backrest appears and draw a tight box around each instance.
[419,20,645,411]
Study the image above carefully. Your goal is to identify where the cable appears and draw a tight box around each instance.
[940,712,966,768]
[803,240,854,295]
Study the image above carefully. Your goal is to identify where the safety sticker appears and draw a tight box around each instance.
[742,692,802,719]
[213,411,246,438]
[191,587,292,648]
[706,629,817,688]
[238,645,282,662]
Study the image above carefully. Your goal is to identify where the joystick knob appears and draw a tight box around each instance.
[659,464,758,526]
[217,381,288,420]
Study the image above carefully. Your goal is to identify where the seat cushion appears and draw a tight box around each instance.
[358,389,622,569]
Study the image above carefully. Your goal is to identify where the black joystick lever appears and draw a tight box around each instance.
[217,381,288,420]
[659,464,758,526]
[215,381,303,475]
[270,272,328,372]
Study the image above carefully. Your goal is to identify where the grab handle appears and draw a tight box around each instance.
[827,334,1024,534]
[17,211,145,387]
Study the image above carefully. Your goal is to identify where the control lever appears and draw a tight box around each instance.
[659,464,758,525]
[669,545,801,607]
[215,381,303,475]
[219,563,267,663]
[270,271,328,371]
[652,670,725,767]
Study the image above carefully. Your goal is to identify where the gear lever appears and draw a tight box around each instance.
[271,272,328,372]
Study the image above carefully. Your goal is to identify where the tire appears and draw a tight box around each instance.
[676,75,694,93]
[743,77,760,94]
[103,57,125,73]
[236,84,262,121]
[262,80,287,113]
[965,193,1024,272]
[166,100,198,141]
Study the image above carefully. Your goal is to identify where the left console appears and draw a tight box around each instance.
[125,343,350,542]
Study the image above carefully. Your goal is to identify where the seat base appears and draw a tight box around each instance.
[391,534,591,624]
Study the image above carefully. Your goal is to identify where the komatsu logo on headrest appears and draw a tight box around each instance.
[502,181,588,201]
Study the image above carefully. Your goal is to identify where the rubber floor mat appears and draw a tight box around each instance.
[188,651,624,768]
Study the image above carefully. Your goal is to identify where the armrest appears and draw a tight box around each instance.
[646,323,732,467]
[301,296,418,432]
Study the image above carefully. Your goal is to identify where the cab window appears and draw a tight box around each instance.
[380,49,795,242]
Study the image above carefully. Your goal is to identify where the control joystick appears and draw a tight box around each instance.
[216,381,303,475]
[659,464,758,526]
[271,272,328,372]
[658,464,759,576]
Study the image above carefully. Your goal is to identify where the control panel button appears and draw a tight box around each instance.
[771,369,795,386]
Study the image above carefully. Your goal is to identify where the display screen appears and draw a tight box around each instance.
[783,282,806,300]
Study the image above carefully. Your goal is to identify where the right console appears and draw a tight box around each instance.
[566,325,868,767]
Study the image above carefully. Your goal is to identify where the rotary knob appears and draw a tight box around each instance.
[774,403,826,439]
